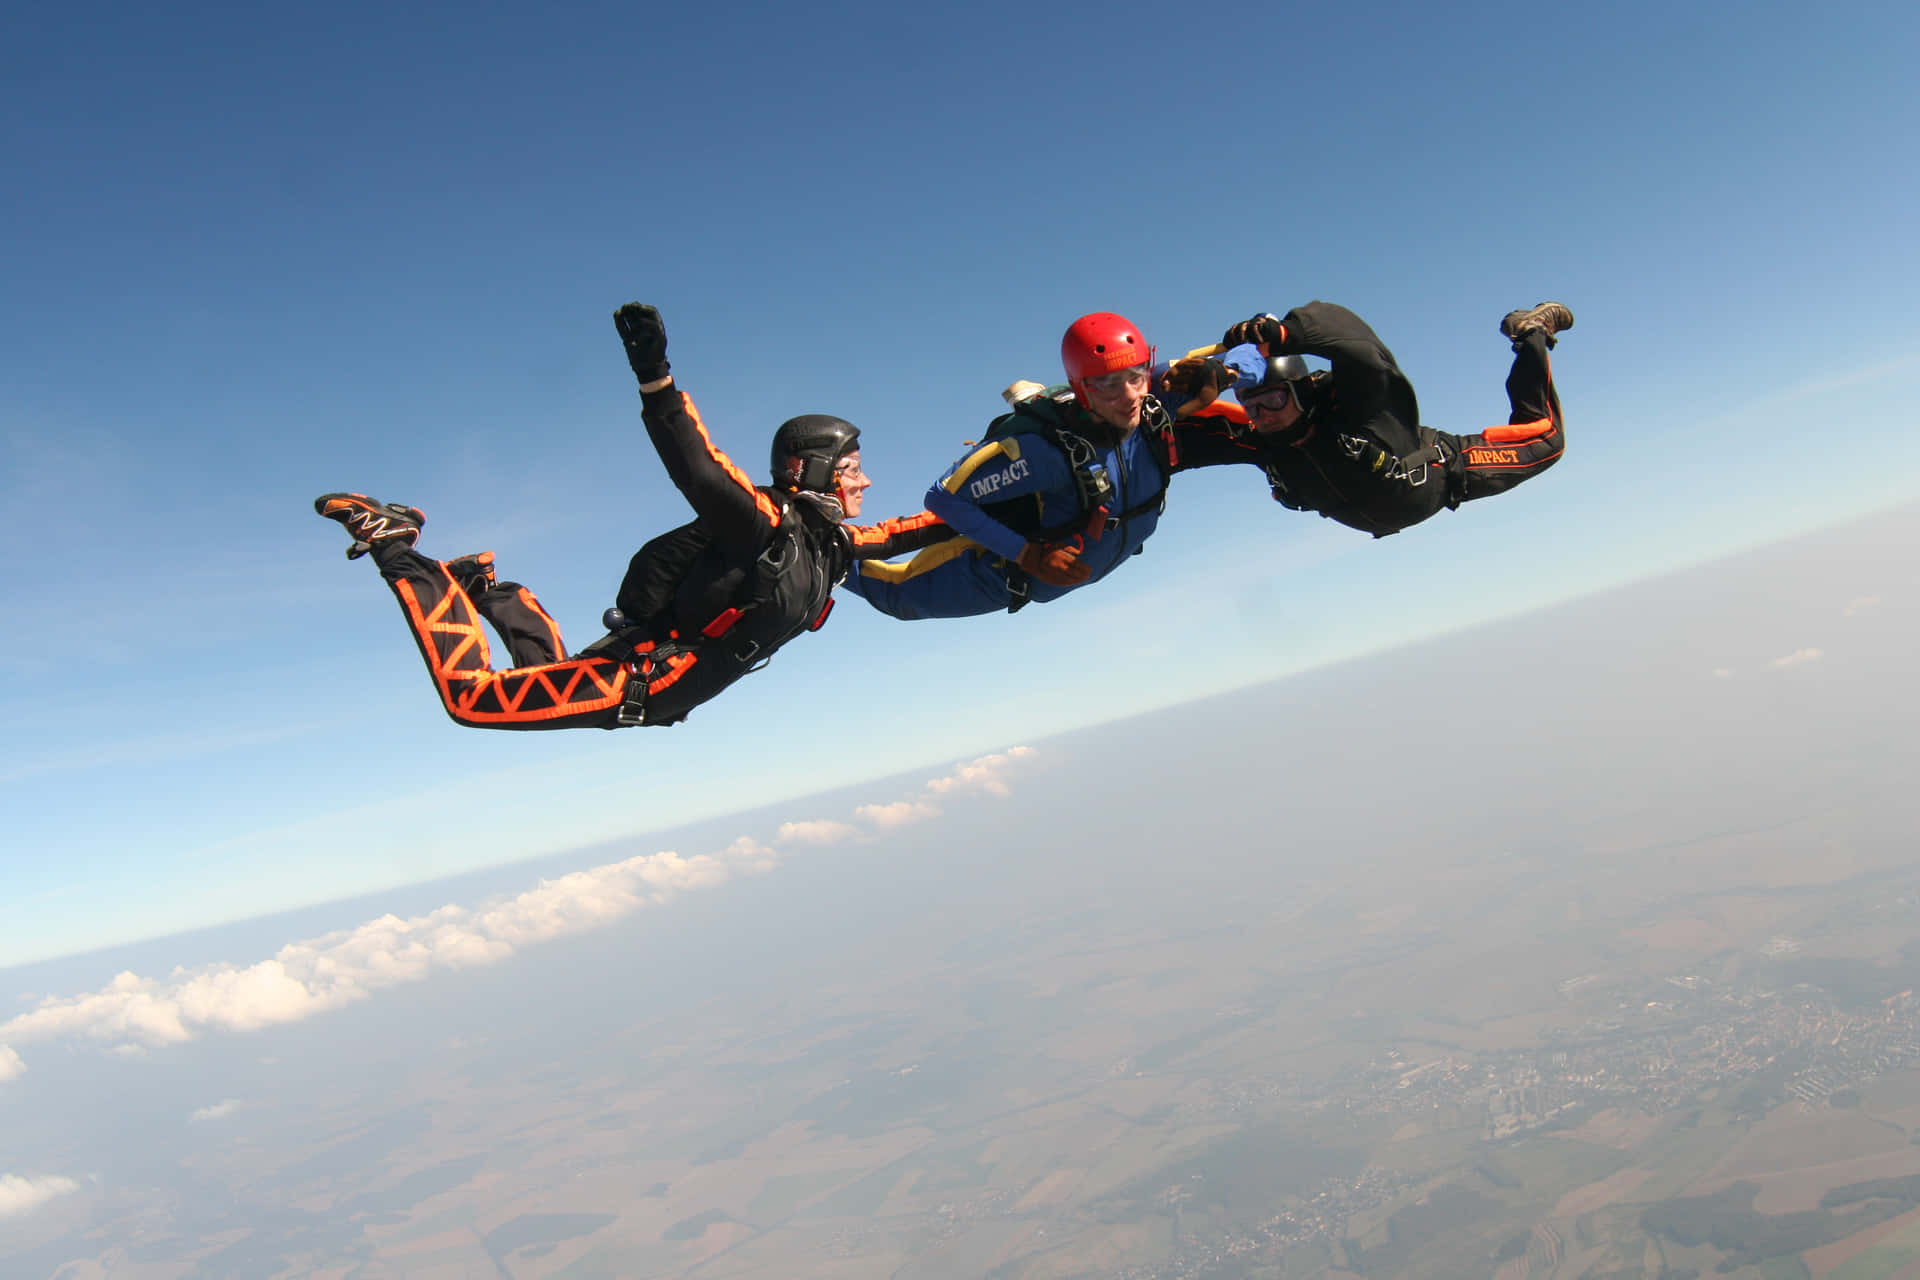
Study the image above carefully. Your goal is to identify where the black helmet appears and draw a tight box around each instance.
[1239,354,1310,398]
[770,415,861,492]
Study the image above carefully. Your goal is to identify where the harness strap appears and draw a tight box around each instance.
[1156,424,1179,468]
[611,676,649,728]
[1432,435,1467,509]
[1005,565,1033,614]
[591,630,678,729]
[1116,489,1166,523]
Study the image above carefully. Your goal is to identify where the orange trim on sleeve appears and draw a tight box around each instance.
[1482,417,1556,444]
[680,395,783,528]
[847,509,945,548]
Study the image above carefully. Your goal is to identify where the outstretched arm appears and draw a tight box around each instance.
[846,509,954,558]
[1222,302,1423,457]
[1165,416,1267,474]
[1224,302,1400,374]
[616,303,783,552]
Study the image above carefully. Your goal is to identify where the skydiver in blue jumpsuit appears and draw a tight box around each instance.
[844,312,1179,619]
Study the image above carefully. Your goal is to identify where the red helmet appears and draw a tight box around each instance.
[1060,312,1154,405]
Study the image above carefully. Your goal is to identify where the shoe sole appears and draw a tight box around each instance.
[1501,304,1575,340]
[315,494,425,528]
[316,493,425,557]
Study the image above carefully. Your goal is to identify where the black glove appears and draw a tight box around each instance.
[1161,356,1237,405]
[1222,313,1285,350]
[613,303,670,385]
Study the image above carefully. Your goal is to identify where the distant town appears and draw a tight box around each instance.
[1104,934,1920,1278]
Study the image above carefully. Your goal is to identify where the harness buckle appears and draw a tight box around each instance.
[1005,567,1033,614]
[608,652,652,728]
[610,678,648,728]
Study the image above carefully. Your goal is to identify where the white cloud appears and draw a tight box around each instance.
[774,748,1041,839]
[1845,595,1882,616]
[0,748,1040,1066]
[1771,648,1823,669]
[721,836,779,874]
[0,844,744,1054]
[0,1174,81,1218]
[923,746,1037,798]
[1711,668,1734,679]
[190,1099,243,1123]
[856,799,940,828]
[776,820,858,845]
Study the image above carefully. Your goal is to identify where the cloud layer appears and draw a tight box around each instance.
[856,798,940,828]
[0,1174,80,1219]
[1,748,1035,1070]
[775,819,858,845]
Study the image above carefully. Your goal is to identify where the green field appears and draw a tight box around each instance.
[1829,1211,1920,1280]
[1832,1243,1920,1280]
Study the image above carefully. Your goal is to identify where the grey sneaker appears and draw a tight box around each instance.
[314,492,425,560]
[1500,302,1575,349]
[445,551,497,597]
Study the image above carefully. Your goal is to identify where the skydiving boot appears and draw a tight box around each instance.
[314,492,426,560]
[1500,302,1575,350]
[445,551,497,598]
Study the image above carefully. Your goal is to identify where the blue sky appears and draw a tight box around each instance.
[3,0,1917,967]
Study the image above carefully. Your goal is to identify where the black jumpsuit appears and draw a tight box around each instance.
[1170,302,1566,538]
[367,383,947,728]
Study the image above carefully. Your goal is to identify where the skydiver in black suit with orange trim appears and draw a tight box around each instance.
[316,303,949,729]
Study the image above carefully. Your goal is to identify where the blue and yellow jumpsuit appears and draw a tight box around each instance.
[844,399,1174,619]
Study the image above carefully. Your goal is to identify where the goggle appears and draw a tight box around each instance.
[1241,383,1294,415]
[1083,365,1151,394]
[833,457,866,483]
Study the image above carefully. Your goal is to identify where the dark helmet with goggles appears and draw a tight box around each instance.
[770,415,861,493]
[1239,354,1310,401]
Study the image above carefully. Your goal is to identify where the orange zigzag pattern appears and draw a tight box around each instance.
[396,572,629,726]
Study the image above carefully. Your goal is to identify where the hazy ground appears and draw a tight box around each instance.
[2,504,1916,1279]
